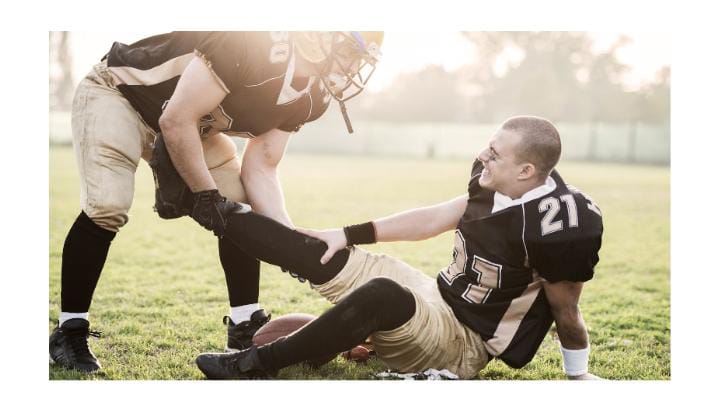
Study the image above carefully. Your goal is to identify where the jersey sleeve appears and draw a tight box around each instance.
[277,81,331,132]
[194,32,249,93]
[532,237,601,283]
[529,192,603,283]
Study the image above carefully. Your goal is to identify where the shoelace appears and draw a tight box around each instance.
[253,314,271,327]
[218,350,251,376]
[64,329,102,357]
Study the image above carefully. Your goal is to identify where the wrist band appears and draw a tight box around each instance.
[560,345,590,376]
[343,222,377,246]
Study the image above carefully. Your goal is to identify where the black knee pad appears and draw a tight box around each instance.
[354,277,415,313]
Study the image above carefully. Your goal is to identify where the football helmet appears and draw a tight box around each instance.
[293,31,383,133]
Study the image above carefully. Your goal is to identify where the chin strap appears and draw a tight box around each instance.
[339,101,354,134]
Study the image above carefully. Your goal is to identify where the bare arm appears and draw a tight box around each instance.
[158,56,228,192]
[544,281,588,348]
[374,194,468,242]
[298,194,468,264]
[543,280,600,379]
[241,129,293,227]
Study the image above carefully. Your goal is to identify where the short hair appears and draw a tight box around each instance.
[501,116,561,177]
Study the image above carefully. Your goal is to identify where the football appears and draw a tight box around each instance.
[252,313,317,346]
[253,313,337,367]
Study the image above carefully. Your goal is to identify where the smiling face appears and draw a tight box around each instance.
[477,128,526,195]
[478,116,562,198]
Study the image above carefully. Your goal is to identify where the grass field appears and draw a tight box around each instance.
[49,146,670,380]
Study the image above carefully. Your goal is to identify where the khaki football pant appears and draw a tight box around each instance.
[71,61,247,232]
[312,247,489,379]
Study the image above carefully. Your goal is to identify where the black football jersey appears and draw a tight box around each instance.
[437,159,603,368]
[104,31,331,137]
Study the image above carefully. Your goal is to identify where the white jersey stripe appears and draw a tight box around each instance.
[107,53,196,88]
[483,278,543,356]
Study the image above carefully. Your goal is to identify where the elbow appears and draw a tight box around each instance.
[158,112,175,135]
[158,111,190,141]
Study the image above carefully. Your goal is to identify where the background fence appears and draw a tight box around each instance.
[49,111,670,165]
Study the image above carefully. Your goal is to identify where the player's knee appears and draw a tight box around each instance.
[76,211,118,240]
[203,133,238,169]
[349,277,416,331]
[204,134,246,203]
[85,211,127,233]
[211,157,247,203]
[84,195,132,233]
[356,277,414,311]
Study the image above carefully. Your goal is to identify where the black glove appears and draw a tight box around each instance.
[190,189,251,237]
[149,133,194,219]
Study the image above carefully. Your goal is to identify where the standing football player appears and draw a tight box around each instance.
[194,116,604,379]
[50,31,383,372]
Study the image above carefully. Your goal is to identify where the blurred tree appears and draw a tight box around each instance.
[468,32,593,122]
[580,35,633,122]
[353,65,468,122]
[49,32,74,111]
[639,65,671,124]
[355,32,669,125]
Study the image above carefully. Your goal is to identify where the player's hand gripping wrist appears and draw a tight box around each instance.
[190,189,250,237]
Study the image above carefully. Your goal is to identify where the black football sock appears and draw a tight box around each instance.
[256,277,416,371]
[223,212,350,285]
[219,236,260,307]
[60,211,116,312]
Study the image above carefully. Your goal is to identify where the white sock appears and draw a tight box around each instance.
[59,312,89,326]
[230,303,260,324]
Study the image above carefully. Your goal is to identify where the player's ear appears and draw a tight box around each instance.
[518,163,536,181]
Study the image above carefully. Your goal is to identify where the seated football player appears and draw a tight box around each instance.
[194,116,604,380]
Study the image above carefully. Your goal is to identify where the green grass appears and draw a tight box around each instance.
[49,146,670,380]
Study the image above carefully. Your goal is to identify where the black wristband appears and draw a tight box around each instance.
[343,222,376,246]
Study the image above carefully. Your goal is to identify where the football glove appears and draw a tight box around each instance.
[190,189,251,237]
[149,132,194,219]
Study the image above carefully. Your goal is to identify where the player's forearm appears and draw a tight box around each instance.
[374,206,447,242]
[160,121,216,192]
[241,168,294,228]
[555,307,595,378]
[373,195,466,242]
[554,306,590,349]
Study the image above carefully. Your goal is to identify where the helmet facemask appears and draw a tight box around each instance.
[317,32,380,103]
[295,31,382,133]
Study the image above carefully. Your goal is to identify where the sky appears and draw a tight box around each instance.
[63,31,671,93]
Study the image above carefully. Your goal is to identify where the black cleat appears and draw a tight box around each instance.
[196,345,277,379]
[49,319,102,373]
[224,309,271,352]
